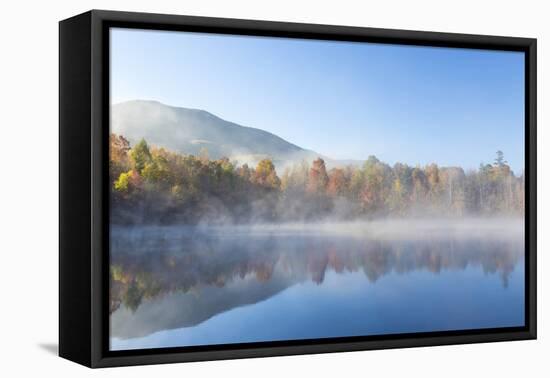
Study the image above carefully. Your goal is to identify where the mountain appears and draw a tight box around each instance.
[111,100,361,170]
[111,272,292,340]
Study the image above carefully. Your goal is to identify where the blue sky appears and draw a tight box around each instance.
[111,28,525,173]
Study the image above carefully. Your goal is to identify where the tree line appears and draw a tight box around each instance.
[110,134,525,224]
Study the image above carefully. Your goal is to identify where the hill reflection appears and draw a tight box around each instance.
[110,222,523,339]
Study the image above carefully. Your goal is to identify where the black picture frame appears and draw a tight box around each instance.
[59,9,537,368]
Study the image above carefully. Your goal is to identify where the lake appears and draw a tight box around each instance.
[109,219,525,351]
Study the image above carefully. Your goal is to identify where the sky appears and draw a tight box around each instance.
[110,28,525,173]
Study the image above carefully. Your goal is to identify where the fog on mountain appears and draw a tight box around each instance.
[109,105,524,225]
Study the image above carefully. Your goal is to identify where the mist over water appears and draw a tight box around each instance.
[190,217,525,239]
[110,217,524,350]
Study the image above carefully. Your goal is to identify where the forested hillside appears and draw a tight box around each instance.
[110,134,524,224]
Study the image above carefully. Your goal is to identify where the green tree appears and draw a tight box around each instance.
[359,156,390,213]
[411,167,429,205]
[142,153,171,186]
[122,281,143,313]
[130,139,152,173]
[390,163,413,212]
[494,150,507,167]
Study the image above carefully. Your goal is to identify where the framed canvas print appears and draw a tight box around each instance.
[59,10,537,368]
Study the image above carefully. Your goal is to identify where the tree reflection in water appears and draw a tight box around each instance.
[110,222,523,319]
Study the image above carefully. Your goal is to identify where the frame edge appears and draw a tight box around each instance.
[59,11,94,368]
[81,9,537,368]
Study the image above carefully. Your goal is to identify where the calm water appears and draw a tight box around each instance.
[109,219,525,351]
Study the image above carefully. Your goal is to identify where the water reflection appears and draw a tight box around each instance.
[110,221,524,341]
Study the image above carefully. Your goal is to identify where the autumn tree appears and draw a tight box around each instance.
[109,135,525,223]
[307,158,329,194]
[388,163,413,213]
[327,168,348,197]
[252,159,280,190]
[109,134,131,183]
[424,163,444,211]
[236,163,252,182]
[113,169,142,195]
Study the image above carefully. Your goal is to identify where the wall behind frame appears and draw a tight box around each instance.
[0,0,546,377]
